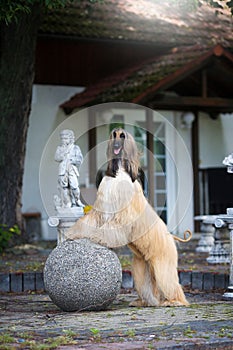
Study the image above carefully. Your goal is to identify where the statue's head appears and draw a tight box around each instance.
[60,129,75,145]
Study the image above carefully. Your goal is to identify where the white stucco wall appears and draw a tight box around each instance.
[221,113,233,156]
[162,111,194,235]
[199,112,233,168]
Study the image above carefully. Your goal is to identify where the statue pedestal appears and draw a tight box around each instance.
[215,213,233,299]
[194,215,216,253]
[206,217,230,264]
[48,207,84,244]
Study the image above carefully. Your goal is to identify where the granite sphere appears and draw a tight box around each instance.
[43,239,122,312]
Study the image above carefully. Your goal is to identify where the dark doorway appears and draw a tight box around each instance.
[200,167,233,215]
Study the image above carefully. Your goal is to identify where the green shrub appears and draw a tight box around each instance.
[0,224,21,252]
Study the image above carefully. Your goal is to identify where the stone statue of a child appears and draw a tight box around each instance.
[223,153,233,173]
[55,129,84,208]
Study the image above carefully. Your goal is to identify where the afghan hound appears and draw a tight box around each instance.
[67,128,191,307]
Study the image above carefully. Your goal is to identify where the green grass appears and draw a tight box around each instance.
[0,332,77,350]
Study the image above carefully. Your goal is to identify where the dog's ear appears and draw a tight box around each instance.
[106,138,112,161]
[122,132,140,182]
[124,160,138,182]
[106,129,117,158]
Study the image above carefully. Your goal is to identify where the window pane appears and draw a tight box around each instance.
[156,193,167,208]
[154,140,165,154]
[156,175,166,190]
[155,157,166,172]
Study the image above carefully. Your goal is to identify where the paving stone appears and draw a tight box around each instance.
[179,270,192,287]
[35,272,44,291]
[0,273,10,292]
[10,273,23,292]
[203,272,215,290]
[214,273,226,289]
[23,272,36,291]
[192,271,203,290]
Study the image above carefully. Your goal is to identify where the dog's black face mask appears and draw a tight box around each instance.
[112,130,126,158]
[106,128,140,182]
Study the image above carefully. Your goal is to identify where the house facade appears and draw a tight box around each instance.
[22,1,233,240]
[23,90,233,240]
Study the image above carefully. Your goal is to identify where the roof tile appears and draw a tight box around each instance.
[60,44,213,112]
[40,0,233,46]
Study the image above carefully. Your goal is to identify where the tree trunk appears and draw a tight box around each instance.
[0,5,41,232]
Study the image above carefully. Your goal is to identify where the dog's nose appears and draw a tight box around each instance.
[113,141,121,148]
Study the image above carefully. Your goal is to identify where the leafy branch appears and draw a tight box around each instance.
[0,224,21,252]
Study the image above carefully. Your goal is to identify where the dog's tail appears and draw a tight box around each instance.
[172,229,192,243]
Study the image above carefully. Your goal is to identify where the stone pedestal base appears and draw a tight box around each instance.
[195,216,216,253]
[223,286,233,300]
[206,239,230,264]
[48,207,84,244]
[215,215,233,299]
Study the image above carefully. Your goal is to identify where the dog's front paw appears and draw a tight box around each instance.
[129,298,157,307]
[160,300,189,307]
[129,298,145,307]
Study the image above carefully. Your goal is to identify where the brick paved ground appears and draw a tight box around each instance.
[0,291,232,349]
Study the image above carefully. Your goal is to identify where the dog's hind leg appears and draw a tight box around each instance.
[149,258,189,306]
[130,255,159,307]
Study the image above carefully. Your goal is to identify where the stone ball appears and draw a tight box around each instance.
[43,239,122,312]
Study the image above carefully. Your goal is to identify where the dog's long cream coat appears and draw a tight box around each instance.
[67,168,189,307]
